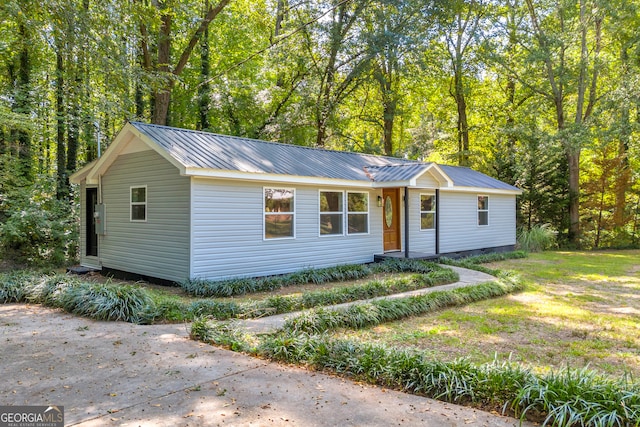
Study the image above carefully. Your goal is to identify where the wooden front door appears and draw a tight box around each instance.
[383,188,401,251]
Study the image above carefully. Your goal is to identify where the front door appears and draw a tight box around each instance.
[86,188,98,257]
[383,188,401,251]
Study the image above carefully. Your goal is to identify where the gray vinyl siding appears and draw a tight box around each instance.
[438,191,516,253]
[190,179,383,280]
[407,189,436,254]
[416,173,439,188]
[99,150,190,282]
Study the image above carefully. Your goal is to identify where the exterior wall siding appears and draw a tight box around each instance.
[416,172,439,188]
[438,191,516,253]
[191,178,383,280]
[98,150,190,282]
[407,189,436,254]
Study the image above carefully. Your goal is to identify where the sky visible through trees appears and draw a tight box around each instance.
[1,0,639,252]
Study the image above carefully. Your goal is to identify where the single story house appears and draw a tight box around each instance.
[70,122,522,284]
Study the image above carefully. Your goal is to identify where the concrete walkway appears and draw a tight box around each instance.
[241,265,496,334]
[1,303,533,426]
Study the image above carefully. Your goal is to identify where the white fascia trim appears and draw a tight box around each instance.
[371,180,416,188]
[183,167,376,188]
[442,186,523,195]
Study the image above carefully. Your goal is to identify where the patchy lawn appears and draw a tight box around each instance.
[338,250,640,379]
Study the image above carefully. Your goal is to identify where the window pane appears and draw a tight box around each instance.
[478,211,489,226]
[265,214,294,238]
[265,189,293,212]
[348,213,368,234]
[320,191,342,212]
[320,213,343,235]
[421,195,434,212]
[131,204,146,221]
[131,187,146,203]
[478,196,488,210]
[421,213,434,229]
[348,193,368,212]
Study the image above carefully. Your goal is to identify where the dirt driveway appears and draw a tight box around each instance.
[1,303,532,426]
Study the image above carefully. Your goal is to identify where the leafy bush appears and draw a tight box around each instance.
[518,224,557,252]
[0,176,78,266]
[181,259,438,297]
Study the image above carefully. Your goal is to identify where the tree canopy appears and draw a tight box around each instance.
[1,0,639,250]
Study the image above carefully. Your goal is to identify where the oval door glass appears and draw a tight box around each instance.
[384,196,393,228]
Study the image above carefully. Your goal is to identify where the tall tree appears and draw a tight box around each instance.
[523,0,602,244]
[139,0,231,126]
[440,0,484,166]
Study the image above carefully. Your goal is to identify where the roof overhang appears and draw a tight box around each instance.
[70,122,187,185]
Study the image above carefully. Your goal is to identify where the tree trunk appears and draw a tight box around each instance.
[13,23,32,181]
[382,97,396,156]
[55,46,67,200]
[614,45,631,227]
[453,68,470,166]
[152,11,172,125]
[149,0,230,126]
[198,0,211,131]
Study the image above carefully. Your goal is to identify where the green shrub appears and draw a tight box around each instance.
[0,177,78,266]
[518,224,557,252]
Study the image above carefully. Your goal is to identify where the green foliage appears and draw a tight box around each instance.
[282,274,523,334]
[191,320,640,426]
[0,176,78,266]
[190,318,253,352]
[180,259,437,297]
[0,272,155,324]
[517,224,557,252]
[515,367,640,427]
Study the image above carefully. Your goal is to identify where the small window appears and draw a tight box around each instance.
[130,186,147,222]
[478,195,489,226]
[320,191,344,235]
[420,194,436,230]
[347,192,368,234]
[264,188,295,239]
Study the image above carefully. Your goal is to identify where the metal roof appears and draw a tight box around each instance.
[439,165,519,191]
[129,122,519,191]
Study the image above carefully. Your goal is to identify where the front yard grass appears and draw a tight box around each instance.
[336,250,640,379]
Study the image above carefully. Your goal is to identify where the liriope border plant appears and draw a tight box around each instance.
[180,258,442,297]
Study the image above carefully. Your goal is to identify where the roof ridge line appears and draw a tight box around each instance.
[130,121,420,164]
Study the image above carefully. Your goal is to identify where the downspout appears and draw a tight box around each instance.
[435,189,440,255]
[404,187,409,258]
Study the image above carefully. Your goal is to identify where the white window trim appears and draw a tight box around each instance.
[319,190,345,237]
[263,187,296,240]
[130,185,147,223]
[477,194,489,227]
[420,193,436,231]
[347,191,370,235]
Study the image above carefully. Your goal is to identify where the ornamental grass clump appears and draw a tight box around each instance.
[0,271,38,303]
[0,271,157,324]
[58,283,156,324]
